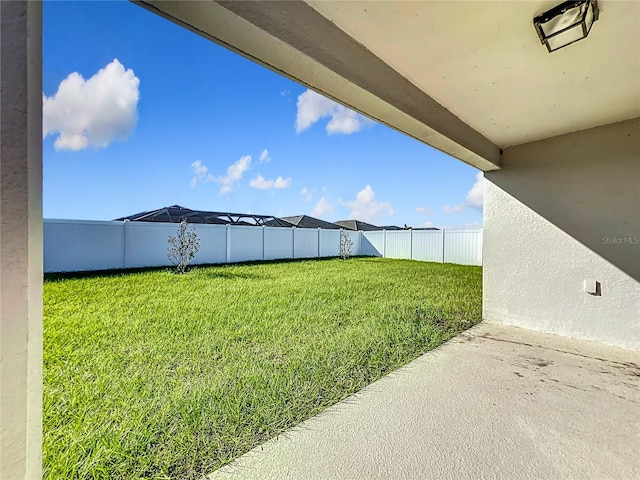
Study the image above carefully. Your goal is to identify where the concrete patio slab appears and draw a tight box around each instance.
[208,322,640,480]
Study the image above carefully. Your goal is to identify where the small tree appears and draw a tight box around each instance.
[339,230,354,260]
[167,219,200,274]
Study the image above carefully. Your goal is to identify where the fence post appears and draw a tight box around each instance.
[317,227,321,258]
[262,225,265,261]
[292,226,295,259]
[442,229,446,263]
[225,224,231,263]
[383,229,387,258]
[410,228,413,260]
[122,220,128,269]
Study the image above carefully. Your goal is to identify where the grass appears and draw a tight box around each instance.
[44,257,482,479]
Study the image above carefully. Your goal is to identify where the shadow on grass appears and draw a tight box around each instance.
[44,256,379,282]
[197,270,269,281]
[44,265,173,282]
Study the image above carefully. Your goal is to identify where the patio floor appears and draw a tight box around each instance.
[208,322,640,480]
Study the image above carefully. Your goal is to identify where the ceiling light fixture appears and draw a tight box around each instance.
[534,0,599,52]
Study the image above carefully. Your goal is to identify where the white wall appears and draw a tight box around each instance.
[385,230,412,259]
[411,230,444,263]
[444,230,483,266]
[362,229,481,266]
[125,221,176,268]
[0,2,42,478]
[361,231,384,257]
[197,224,227,264]
[44,221,483,272]
[484,118,640,350]
[228,225,263,263]
[294,228,319,259]
[264,227,293,260]
[45,220,125,271]
[319,229,340,257]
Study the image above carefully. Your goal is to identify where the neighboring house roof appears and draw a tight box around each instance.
[115,205,292,227]
[334,220,407,231]
[280,215,341,229]
[334,220,383,231]
[264,218,295,228]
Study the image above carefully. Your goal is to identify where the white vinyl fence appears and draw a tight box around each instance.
[44,219,482,273]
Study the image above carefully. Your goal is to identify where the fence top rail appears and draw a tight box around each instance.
[45,218,124,226]
[227,224,269,231]
[364,228,482,233]
[44,218,482,235]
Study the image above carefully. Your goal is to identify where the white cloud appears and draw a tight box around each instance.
[43,59,140,151]
[295,89,373,135]
[216,155,252,195]
[259,149,271,163]
[326,108,368,135]
[443,172,484,214]
[189,160,214,187]
[466,171,484,208]
[250,175,272,189]
[415,206,431,214]
[443,204,465,214]
[273,177,292,189]
[346,185,394,223]
[295,90,335,132]
[312,197,335,218]
[249,175,292,190]
[300,187,313,202]
[422,221,435,228]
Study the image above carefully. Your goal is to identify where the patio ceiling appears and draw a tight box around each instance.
[136,0,640,171]
[305,0,640,148]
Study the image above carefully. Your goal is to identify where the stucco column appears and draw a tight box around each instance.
[0,1,43,478]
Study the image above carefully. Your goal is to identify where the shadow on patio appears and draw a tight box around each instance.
[208,322,640,480]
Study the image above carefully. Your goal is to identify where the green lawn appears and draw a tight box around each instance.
[44,258,482,479]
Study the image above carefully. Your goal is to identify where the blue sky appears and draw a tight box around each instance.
[43,0,483,229]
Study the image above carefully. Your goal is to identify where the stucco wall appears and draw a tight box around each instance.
[0,1,43,478]
[484,118,640,350]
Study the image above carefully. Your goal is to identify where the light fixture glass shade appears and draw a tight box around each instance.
[534,0,599,52]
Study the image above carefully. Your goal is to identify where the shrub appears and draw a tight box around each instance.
[167,219,200,274]
[339,230,354,260]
